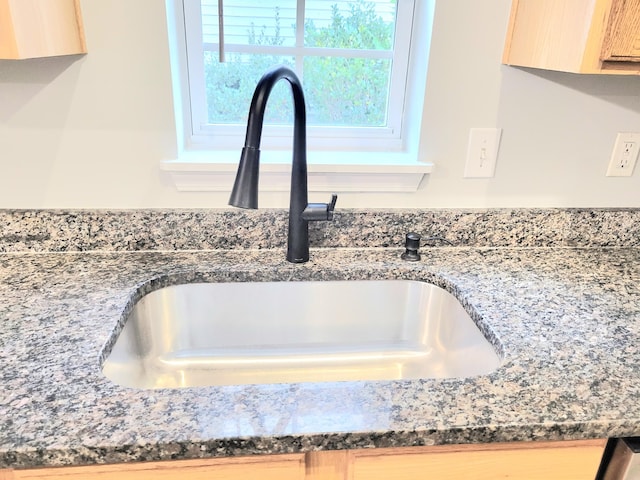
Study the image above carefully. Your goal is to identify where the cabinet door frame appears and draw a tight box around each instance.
[0,454,306,480]
[347,439,607,480]
[601,0,640,62]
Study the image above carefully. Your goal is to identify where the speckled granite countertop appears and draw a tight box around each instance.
[1,209,640,468]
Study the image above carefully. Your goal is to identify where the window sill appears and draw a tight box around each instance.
[160,150,433,193]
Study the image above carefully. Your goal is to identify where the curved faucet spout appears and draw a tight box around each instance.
[229,66,337,264]
[243,67,307,151]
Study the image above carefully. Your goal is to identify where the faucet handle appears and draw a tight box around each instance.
[302,194,338,222]
[327,194,338,220]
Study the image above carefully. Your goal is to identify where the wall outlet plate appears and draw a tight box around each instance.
[464,128,502,178]
[606,132,640,177]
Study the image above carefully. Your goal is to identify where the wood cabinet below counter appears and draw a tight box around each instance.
[0,439,607,480]
[0,0,86,59]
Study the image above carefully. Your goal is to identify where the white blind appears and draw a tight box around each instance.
[201,0,396,50]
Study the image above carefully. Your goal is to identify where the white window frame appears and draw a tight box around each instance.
[183,0,415,151]
[162,0,435,193]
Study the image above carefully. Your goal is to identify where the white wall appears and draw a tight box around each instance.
[0,0,638,209]
[420,1,640,208]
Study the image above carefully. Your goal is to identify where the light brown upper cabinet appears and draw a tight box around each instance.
[503,0,640,74]
[0,0,86,59]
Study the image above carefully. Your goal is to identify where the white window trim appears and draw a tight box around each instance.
[162,0,435,193]
[161,149,431,192]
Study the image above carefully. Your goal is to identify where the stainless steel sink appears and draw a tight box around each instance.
[102,280,502,388]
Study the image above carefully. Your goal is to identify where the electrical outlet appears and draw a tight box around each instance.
[606,133,640,177]
[464,128,502,178]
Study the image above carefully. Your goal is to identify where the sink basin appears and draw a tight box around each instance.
[102,280,502,388]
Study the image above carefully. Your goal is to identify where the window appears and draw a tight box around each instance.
[163,0,434,193]
[183,0,418,149]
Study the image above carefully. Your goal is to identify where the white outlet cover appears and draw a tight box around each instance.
[606,132,640,177]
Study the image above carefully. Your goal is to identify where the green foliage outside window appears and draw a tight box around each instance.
[204,0,394,127]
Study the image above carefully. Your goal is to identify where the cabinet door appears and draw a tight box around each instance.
[0,0,86,59]
[601,0,640,62]
[502,0,640,73]
[2,455,306,480]
[350,440,606,480]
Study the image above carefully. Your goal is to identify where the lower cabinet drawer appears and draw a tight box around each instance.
[1,455,306,480]
[350,440,606,480]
